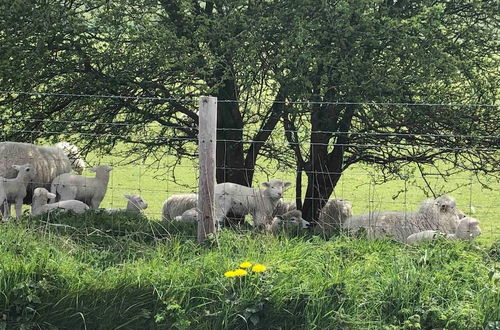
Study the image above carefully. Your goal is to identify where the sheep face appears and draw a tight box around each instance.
[33,187,56,201]
[455,217,481,240]
[12,164,36,180]
[434,195,457,214]
[124,194,148,211]
[261,179,291,200]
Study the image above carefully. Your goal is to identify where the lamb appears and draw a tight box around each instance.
[50,165,113,208]
[162,193,198,221]
[267,210,310,233]
[406,217,481,244]
[343,195,464,243]
[55,142,86,174]
[318,198,353,229]
[105,194,148,213]
[0,142,72,203]
[0,164,36,220]
[31,187,89,216]
[214,179,291,228]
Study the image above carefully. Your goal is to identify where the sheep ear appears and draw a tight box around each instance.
[47,193,56,199]
[283,181,292,189]
[124,194,132,199]
[106,166,114,171]
[88,167,97,172]
[262,182,270,188]
[469,219,480,226]
[12,165,20,170]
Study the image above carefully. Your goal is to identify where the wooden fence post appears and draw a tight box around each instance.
[197,96,217,243]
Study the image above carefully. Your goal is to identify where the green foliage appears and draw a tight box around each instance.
[0,212,498,329]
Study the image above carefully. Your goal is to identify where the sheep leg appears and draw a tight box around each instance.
[90,197,103,209]
[14,199,23,219]
[0,199,8,221]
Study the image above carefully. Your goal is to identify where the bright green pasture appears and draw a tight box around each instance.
[87,149,499,245]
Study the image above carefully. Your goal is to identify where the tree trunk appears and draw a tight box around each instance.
[302,105,355,222]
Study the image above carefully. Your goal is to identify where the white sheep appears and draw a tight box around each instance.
[267,210,310,233]
[161,193,197,221]
[406,217,481,244]
[272,200,297,217]
[104,194,148,213]
[50,165,113,208]
[31,187,89,216]
[0,142,72,202]
[343,195,464,243]
[318,198,353,229]
[174,207,198,222]
[0,164,36,220]
[214,179,291,228]
[55,142,86,174]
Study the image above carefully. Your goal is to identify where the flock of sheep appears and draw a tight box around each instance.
[0,141,482,244]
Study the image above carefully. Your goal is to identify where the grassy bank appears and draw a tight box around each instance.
[0,212,498,329]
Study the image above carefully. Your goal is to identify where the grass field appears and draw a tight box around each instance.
[2,146,498,328]
[0,212,498,329]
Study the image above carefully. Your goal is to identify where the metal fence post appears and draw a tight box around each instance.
[197,96,217,243]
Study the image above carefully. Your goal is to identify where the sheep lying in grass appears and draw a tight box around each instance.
[343,195,464,243]
[175,207,198,222]
[162,193,197,221]
[105,194,148,214]
[406,217,481,244]
[31,187,89,216]
[267,210,310,233]
[0,142,72,203]
[214,179,291,229]
[50,165,113,208]
[0,164,36,220]
[318,198,353,229]
[55,142,86,174]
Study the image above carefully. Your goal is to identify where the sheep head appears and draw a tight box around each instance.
[261,179,292,200]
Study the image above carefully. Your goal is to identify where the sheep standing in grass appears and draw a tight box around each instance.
[0,142,72,202]
[0,164,36,220]
[406,217,481,244]
[31,187,89,216]
[343,195,464,243]
[214,179,291,229]
[318,198,353,229]
[50,165,113,208]
[105,194,148,214]
[55,142,86,174]
[162,193,197,221]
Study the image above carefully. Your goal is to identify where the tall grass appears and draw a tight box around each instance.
[0,212,498,329]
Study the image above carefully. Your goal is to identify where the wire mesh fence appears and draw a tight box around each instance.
[0,91,498,243]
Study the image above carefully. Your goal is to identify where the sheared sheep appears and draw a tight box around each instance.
[406,217,481,244]
[0,164,36,220]
[318,198,353,229]
[162,193,197,221]
[31,187,89,216]
[55,142,86,174]
[343,195,464,243]
[105,194,148,213]
[0,142,72,203]
[214,179,291,228]
[50,165,113,208]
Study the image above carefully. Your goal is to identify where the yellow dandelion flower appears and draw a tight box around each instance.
[234,269,248,277]
[224,271,237,278]
[239,261,253,269]
[252,264,267,272]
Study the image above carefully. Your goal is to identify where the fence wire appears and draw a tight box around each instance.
[0,93,498,243]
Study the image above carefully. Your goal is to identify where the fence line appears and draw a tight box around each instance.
[1,90,498,107]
